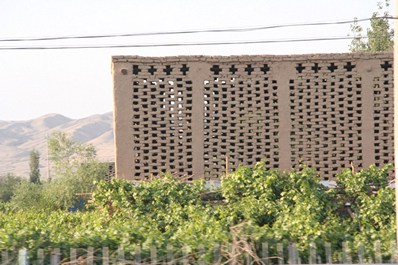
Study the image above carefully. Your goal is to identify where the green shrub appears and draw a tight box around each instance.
[0,174,24,202]
[0,163,395,263]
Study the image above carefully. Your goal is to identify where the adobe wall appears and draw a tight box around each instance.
[112,53,394,181]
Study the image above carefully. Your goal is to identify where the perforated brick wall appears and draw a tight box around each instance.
[112,53,394,181]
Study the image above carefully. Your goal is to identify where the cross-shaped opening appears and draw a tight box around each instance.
[261,64,270,74]
[210,65,222,75]
[133,65,141,75]
[296,63,305,73]
[344,62,355,72]
[148,66,157,75]
[380,61,392,71]
[180,64,189,75]
[229,65,238,74]
[328,63,338,73]
[245,64,254,75]
[311,63,320,73]
[163,65,173,75]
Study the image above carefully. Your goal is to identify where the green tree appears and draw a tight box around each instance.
[11,131,108,211]
[29,149,41,184]
[0,174,24,202]
[9,182,44,210]
[45,131,108,210]
[350,0,394,52]
[48,131,97,177]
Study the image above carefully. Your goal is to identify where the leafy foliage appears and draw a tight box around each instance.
[350,0,394,52]
[48,131,98,178]
[333,164,395,260]
[9,131,107,211]
[9,181,44,210]
[0,174,24,202]
[29,149,41,184]
[92,175,208,232]
[0,163,395,263]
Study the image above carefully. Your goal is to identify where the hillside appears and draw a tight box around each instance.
[0,112,114,178]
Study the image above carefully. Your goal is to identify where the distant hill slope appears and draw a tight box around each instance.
[0,112,114,178]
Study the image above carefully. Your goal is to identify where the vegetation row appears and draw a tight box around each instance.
[0,142,395,264]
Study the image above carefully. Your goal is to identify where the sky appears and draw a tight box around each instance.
[0,0,395,121]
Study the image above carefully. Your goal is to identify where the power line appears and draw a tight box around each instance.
[0,36,364,50]
[0,16,394,43]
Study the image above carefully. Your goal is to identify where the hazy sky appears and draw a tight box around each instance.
[0,0,394,121]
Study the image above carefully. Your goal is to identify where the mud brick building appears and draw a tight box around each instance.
[112,53,393,181]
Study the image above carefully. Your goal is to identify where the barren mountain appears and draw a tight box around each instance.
[0,112,114,178]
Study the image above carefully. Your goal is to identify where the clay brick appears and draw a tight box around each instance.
[113,53,394,181]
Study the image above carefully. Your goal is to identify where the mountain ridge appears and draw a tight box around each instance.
[0,112,114,178]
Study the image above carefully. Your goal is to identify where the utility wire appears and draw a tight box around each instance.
[0,36,365,50]
[0,16,394,43]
